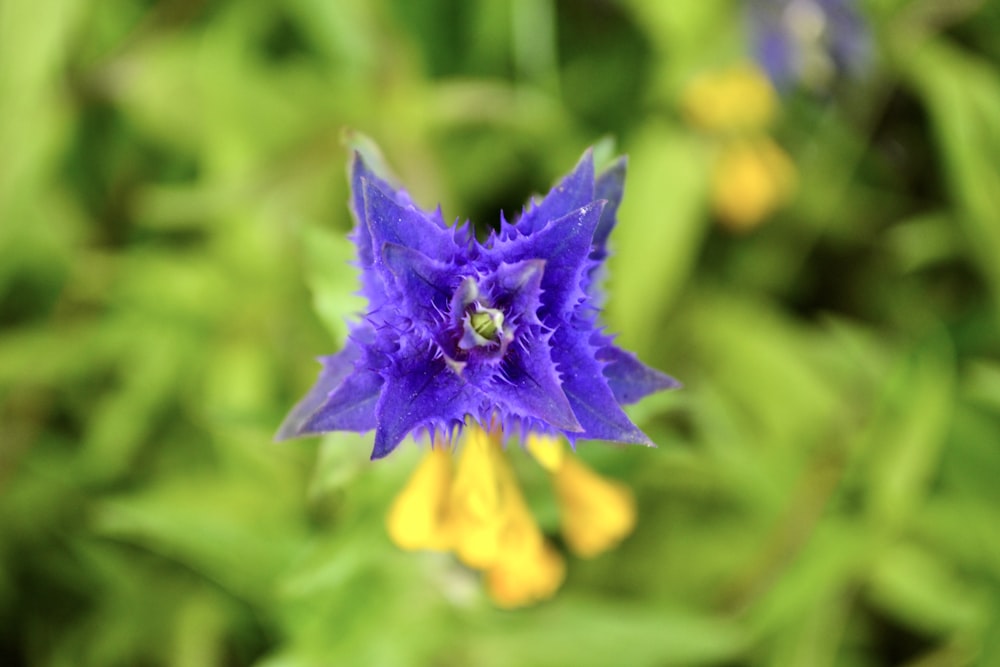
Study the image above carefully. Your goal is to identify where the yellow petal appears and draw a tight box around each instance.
[486,541,565,609]
[682,63,778,133]
[385,445,453,551]
[447,426,506,569]
[525,433,565,472]
[711,137,797,232]
[485,461,565,608]
[554,456,637,558]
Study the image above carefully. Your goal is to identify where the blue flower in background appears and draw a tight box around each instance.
[748,0,870,90]
[278,145,677,460]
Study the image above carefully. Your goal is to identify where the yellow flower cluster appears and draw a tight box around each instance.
[386,426,636,608]
[682,64,797,231]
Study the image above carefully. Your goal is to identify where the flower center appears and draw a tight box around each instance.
[467,306,503,342]
[460,304,506,350]
[452,277,513,355]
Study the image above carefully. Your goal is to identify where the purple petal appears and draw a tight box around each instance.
[371,357,479,459]
[749,8,796,87]
[448,276,481,336]
[824,1,870,76]
[276,343,382,439]
[551,326,653,445]
[361,177,454,274]
[382,243,457,322]
[282,142,680,456]
[515,149,596,235]
[495,201,606,321]
[598,345,680,405]
[350,153,418,311]
[350,152,400,270]
[299,369,384,434]
[275,347,357,440]
[592,157,626,259]
[491,331,582,433]
[481,259,546,326]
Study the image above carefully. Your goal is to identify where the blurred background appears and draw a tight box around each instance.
[3,0,1000,665]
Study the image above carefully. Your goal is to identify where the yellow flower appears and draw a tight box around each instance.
[446,426,508,569]
[555,455,637,557]
[385,427,637,607]
[385,444,453,552]
[484,457,566,608]
[525,433,565,472]
[711,137,797,231]
[682,63,778,133]
[486,540,565,609]
[679,62,798,230]
[528,435,637,558]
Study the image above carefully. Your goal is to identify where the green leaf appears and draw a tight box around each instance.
[902,38,1000,318]
[606,124,709,355]
[864,337,955,535]
[869,541,987,635]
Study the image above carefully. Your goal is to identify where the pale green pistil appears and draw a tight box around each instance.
[460,305,506,350]
[470,310,501,340]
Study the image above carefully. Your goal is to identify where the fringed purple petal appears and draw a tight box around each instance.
[350,152,404,270]
[494,201,606,321]
[748,0,870,88]
[275,345,361,440]
[592,157,626,260]
[371,356,479,459]
[481,259,546,327]
[276,343,383,439]
[361,176,454,275]
[551,326,653,445]
[298,369,383,434]
[282,145,678,455]
[515,149,595,235]
[598,345,681,405]
[382,243,457,323]
[491,331,582,433]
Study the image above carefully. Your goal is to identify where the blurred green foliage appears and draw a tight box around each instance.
[2,0,1000,665]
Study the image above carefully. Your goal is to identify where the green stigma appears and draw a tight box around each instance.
[456,283,509,353]
[470,309,502,340]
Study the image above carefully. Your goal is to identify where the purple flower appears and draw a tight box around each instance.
[278,146,678,460]
[748,0,870,90]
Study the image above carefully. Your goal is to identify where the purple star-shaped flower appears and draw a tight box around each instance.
[278,146,679,460]
[748,0,869,89]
